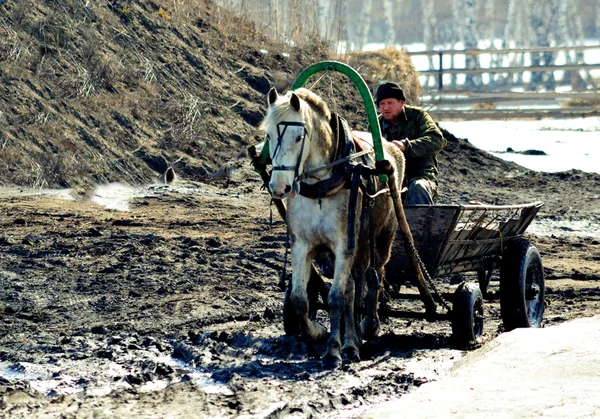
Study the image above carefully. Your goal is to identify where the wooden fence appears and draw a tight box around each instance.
[407,45,600,119]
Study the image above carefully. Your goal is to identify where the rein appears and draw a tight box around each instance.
[296,149,371,182]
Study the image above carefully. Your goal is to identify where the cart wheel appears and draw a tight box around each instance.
[452,282,484,347]
[500,238,545,331]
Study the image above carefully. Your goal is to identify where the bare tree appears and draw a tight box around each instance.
[567,0,593,88]
[335,0,348,53]
[449,0,464,88]
[482,2,500,88]
[382,0,395,47]
[527,0,560,90]
[597,2,600,40]
[462,0,481,89]
[422,1,437,89]
[268,0,281,41]
[316,0,329,40]
[357,0,373,51]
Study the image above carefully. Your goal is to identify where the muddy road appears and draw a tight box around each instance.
[1,162,600,418]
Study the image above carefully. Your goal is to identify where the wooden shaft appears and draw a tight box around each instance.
[387,174,437,315]
[271,198,287,223]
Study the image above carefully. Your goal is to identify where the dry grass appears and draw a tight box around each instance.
[160,92,208,150]
[0,146,91,189]
[344,47,422,103]
[561,98,600,109]
[471,102,497,111]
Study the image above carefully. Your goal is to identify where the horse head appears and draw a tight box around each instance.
[261,87,332,199]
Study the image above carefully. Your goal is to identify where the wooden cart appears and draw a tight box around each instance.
[385,202,545,345]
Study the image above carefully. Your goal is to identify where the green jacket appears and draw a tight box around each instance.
[378,105,446,187]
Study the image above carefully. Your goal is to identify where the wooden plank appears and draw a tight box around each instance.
[428,108,599,120]
[406,45,600,57]
[386,206,459,282]
[419,63,600,75]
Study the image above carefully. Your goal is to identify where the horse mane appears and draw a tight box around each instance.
[261,88,330,130]
[293,88,331,121]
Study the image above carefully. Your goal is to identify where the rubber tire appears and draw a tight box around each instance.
[500,238,545,331]
[452,282,484,347]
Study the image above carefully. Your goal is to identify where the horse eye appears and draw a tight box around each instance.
[295,135,302,143]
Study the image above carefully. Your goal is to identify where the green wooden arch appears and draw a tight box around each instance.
[258,61,386,181]
[290,60,384,164]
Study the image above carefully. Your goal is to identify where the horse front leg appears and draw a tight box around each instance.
[290,242,327,342]
[323,248,360,369]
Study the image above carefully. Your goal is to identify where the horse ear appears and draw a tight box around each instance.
[267,87,278,106]
[290,93,301,112]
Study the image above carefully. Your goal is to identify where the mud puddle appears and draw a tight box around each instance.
[530,217,600,239]
[0,352,230,399]
[0,323,463,418]
[0,182,244,212]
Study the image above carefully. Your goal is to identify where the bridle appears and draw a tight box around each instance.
[269,121,310,183]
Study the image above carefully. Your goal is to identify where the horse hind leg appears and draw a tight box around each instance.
[359,266,382,341]
[360,221,396,341]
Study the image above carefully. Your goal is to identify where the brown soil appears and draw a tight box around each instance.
[1,1,600,417]
[1,159,600,418]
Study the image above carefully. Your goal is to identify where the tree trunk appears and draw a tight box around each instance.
[422,2,437,90]
[463,0,481,90]
[382,0,395,47]
[358,0,373,51]
[450,0,464,89]
[568,0,590,88]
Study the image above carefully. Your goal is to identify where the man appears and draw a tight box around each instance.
[376,82,446,205]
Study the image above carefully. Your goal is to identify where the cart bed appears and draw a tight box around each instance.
[386,202,543,281]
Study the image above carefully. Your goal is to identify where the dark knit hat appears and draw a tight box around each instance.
[375,82,406,105]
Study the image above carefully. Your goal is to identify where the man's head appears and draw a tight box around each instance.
[376,82,406,123]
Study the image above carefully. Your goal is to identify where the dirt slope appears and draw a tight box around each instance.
[1,0,330,188]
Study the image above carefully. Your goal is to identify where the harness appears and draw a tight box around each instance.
[251,113,385,250]
[297,114,370,200]
[270,121,309,183]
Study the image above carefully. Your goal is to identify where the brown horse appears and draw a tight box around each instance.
[260,87,405,369]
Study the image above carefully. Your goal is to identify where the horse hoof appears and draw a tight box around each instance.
[426,304,438,323]
[360,319,380,341]
[342,346,360,363]
[315,322,328,342]
[322,354,342,370]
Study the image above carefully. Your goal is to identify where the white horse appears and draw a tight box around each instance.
[261,87,405,369]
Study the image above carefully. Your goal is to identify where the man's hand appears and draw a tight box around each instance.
[391,139,407,152]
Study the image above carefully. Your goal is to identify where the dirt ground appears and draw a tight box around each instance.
[1,154,600,418]
[2,1,600,417]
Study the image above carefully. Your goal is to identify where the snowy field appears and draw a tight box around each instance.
[442,117,600,174]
